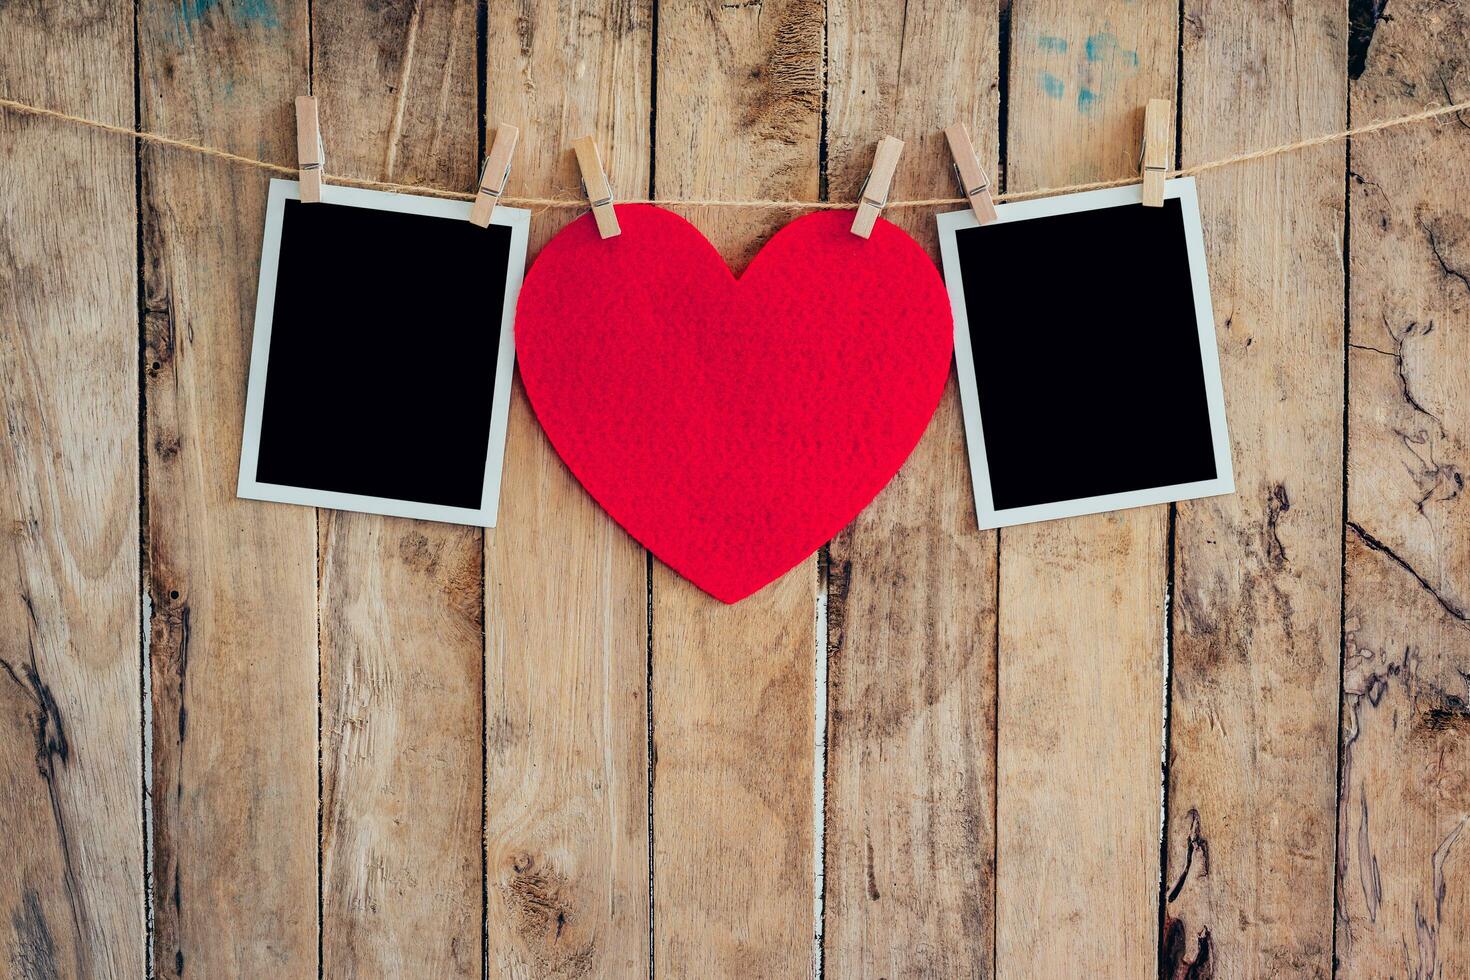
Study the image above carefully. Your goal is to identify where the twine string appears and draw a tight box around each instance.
[2,94,1467,211]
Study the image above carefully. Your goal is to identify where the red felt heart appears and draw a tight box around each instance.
[515,205,953,603]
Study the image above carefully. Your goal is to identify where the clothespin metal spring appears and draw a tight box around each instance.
[850,135,904,239]
[470,124,520,227]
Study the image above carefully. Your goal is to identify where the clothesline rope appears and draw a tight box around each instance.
[3,94,1467,211]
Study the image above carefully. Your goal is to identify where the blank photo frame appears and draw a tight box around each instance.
[937,177,1234,530]
[238,179,529,526]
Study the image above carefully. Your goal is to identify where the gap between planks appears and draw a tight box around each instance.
[811,549,831,979]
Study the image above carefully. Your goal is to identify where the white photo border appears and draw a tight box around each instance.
[936,177,1234,530]
[237,178,529,527]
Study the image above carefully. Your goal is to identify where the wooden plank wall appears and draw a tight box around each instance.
[1339,0,1470,976]
[650,5,822,975]
[822,3,999,976]
[484,2,652,975]
[312,4,485,975]
[2,1,1467,977]
[136,4,319,977]
[1000,4,1176,973]
[1165,3,1346,976]
[0,5,143,979]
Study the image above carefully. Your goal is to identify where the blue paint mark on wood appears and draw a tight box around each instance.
[1084,32,1139,68]
[175,0,280,34]
[1039,72,1065,99]
[1077,87,1098,114]
[1038,34,1069,53]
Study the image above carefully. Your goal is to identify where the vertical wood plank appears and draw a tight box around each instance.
[821,2,999,974]
[311,4,484,976]
[999,3,1176,975]
[484,2,654,975]
[650,1,823,974]
[1337,3,1470,975]
[0,4,143,976]
[1164,1,1346,975]
[137,3,319,976]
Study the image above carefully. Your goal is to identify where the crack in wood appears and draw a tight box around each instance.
[1422,217,1470,296]
[1166,808,1209,904]
[1436,73,1470,130]
[1393,815,1469,978]
[2,595,89,976]
[1347,0,1389,79]
[863,830,880,902]
[1355,789,1383,924]
[1347,522,1468,623]
[1160,914,1213,980]
[1378,316,1445,434]
[1264,484,1292,567]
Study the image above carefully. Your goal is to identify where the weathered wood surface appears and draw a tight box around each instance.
[4,2,1470,977]
[312,2,485,976]
[996,3,1176,974]
[1339,0,1470,975]
[821,2,999,976]
[484,2,653,976]
[650,3,822,975]
[0,3,143,977]
[1163,2,1347,977]
[137,2,320,977]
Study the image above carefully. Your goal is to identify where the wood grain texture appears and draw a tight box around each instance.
[0,3,143,976]
[821,1,999,975]
[312,5,484,976]
[484,2,653,975]
[1337,2,1470,974]
[1164,1,1346,976]
[137,3,320,976]
[650,2,823,974]
[996,3,1176,975]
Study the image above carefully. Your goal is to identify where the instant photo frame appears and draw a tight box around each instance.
[238,179,529,527]
[937,177,1234,530]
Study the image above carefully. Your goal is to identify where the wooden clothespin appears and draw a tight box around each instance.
[469,124,520,227]
[295,95,325,203]
[851,136,904,238]
[572,135,619,238]
[944,124,997,225]
[1141,98,1171,207]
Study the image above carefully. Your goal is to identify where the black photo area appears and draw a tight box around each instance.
[255,200,510,509]
[955,198,1217,511]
